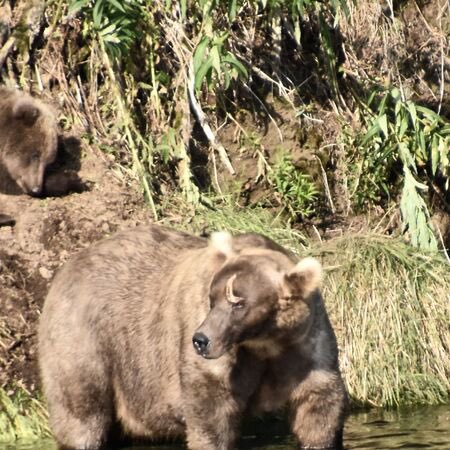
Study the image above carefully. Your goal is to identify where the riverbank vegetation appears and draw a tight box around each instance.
[0,0,449,441]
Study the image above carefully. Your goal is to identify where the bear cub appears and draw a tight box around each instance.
[0,87,58,196]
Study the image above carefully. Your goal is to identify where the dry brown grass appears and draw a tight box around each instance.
[308,234,450,407]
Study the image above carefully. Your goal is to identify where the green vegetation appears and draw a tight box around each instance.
[3,0,448,248]
[0,387,50,442]
[188,202,309,251]
[268,154,319,220]
[346,88,450,251]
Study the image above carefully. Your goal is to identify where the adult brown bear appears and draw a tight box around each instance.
[39,225,347,449]
[0,87,58,196]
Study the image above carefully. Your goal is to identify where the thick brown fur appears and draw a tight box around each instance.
[0,87,58,195]
[39,225,347,450]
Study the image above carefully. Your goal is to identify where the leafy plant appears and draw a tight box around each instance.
[348,88,450,251]
[68,0,144,58]
[193,33,248,91]
[269,154,319,220]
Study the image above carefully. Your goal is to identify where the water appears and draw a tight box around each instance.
[1,405,449,450]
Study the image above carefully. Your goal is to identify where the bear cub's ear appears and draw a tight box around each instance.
[282,257,322,300]
[12,99,41,126]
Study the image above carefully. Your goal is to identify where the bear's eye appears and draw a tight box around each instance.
[231,299,246,310]
[30,152,40,162]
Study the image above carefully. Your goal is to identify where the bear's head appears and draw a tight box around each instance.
[1,93,58,196]
[192,232,322,359]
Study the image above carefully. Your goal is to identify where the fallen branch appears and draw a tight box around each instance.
[187,62,235,176]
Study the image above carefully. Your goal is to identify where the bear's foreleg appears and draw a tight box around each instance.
[288,369,346,449]
[183,387,241,450]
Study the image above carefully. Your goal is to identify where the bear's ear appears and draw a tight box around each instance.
[281,257,322,300]
[12,99,40,126]
[209,231,234,259]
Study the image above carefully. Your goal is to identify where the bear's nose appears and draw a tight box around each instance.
[192,332,210,355]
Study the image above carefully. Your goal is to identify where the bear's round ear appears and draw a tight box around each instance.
[12,99,40,126]
[282,257,322,300]
[209,231,234,258]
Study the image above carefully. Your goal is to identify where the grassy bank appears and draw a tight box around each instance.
[1,206,449,440]
[315,235,450,408]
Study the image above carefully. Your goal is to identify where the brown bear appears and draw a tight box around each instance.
[38,225,347,450]
[0,86,58,195]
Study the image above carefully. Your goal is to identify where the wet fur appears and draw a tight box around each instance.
[39,225,347,450]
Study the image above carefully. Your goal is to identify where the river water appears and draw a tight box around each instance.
[1,405,449,450]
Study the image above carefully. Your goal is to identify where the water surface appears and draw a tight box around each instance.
[2,405,449,450]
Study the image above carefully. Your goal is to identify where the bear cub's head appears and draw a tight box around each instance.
[0,88,58,196]
[192,232,322,359]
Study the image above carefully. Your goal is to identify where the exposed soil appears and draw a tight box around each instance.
[0,141,152,395]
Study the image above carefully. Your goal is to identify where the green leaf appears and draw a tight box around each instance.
[378,114,388,139]
[415,105,440,118]
[195,55,213,91]
[430,135,439,175]
[400,167,437,251]
[398,142,415,170]
[394,96,402,118]
[398,113,408,139]
[223,69,231,90]
[438,138,449,171]
[391,87,401,101]
[362,121,381,146]
[108,0,125,13]
[407,101,417,130]
[68,0,90,15]
[210,45,221,77]
[180,0,187,19]
[93,0,104,28]
[212,32,229,47]
[222,54,248,78]
[294,21,301,45]
[228,0,237,21]
[418,130,426,156]
[193,37,210,74]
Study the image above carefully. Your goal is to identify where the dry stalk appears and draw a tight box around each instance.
[0,36,15,69]
[315,153,335,214]
[187,62,236,175]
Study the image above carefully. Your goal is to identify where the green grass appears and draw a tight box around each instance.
[186,204,309,253]
[0,386,50,442]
